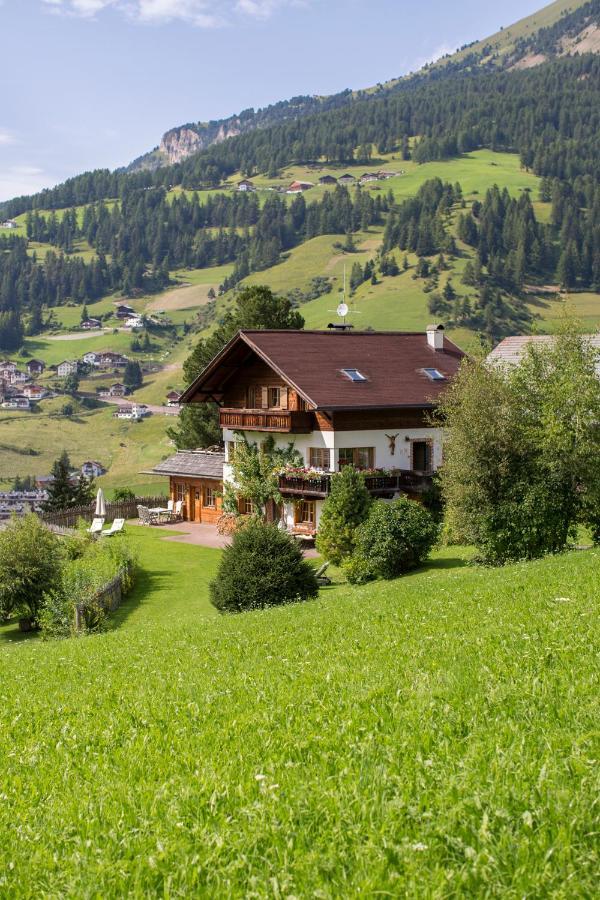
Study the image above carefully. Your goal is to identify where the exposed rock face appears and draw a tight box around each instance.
[159,122,243,165]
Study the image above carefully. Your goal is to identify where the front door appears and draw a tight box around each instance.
[193,488,202,523]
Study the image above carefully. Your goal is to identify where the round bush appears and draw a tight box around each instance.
[349,497,438,582]
[210,519,319,613]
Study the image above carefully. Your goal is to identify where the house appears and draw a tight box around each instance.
[57,360,79,377]
[98,382,127,399]
[178,325,465,534]
[22,384,46,401]
[125,315,144,329]
[83,351,100,366]
[113,403,149,420]
[0,360,17,379]
[286,181,314,194]
[338,174,356,185]
[148,450,225,524]
[1,220,18,229]
[115,304,135,319]
[359,172,379,184]
[26,359,45,376]
[95,351,129,369]
[81,460,106,478]
[237,180,256,192]
[378,171,396,180]
[488,334,600,376]
[319,175,338,186]
[8,369,28,384]
[81,318,102,330]
[166,390,181,407]
[2,396,30,410]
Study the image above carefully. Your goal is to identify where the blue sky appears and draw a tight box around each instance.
[0,0,545,201]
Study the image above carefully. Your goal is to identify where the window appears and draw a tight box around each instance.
[239,497,255,515]
[203,486,217,508]
[341,368,367,382]
[412,441,433,473]
[295,500,316,525]
[423,368,446,381]
[175,483,186,503]
[309,447,331,470]
[338,447,375,470]
[268,387,281,408]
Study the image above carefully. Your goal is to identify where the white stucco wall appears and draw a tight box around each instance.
[223,425,443,477]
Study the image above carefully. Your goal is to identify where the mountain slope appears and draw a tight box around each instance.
[127,0,598,173]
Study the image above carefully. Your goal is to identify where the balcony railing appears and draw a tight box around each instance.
[220,408,312,433]
[278,471,433,498]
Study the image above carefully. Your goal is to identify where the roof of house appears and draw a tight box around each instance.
[150,450,225,480]
[488,334,600,368]
[26,358,44,366]
[181,330,465,411]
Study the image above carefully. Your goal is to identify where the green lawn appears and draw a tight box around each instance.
[0,527,598,895]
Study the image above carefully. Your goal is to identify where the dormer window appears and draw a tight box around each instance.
[341,368,367,382]
[423,368,446,381]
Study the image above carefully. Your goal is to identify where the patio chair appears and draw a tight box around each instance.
[174,499,183,520]
[137,505,150,525]
[87,517,104,535]
[167,499,174,513]
[101,518,125,537]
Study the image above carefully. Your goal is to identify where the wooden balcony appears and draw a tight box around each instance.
[278,471,434,499]
[220,408,312,433]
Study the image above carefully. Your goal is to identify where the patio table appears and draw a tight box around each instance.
[148,506,173,525]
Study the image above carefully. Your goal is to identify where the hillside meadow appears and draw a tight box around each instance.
[0,526,598,896]
[3,148,600,492]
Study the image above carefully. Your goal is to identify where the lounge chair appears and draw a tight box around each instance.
[87,517,104,535]
[315,562,331,586]
[101,518,125,537]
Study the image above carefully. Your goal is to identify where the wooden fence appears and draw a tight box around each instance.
[40,496,167,529]
[74,564,132,632]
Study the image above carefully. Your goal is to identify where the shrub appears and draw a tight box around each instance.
[0,515,63,626]
[40,539,137,638]
[347,498,438,582]
[210,520,319,613]
[316,467,371,565]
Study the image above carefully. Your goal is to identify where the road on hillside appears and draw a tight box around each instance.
[100,397,180,416]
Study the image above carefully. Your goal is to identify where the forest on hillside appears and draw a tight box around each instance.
[1,21,600,350]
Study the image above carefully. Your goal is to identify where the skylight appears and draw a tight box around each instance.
[341,368,367,382]
[423,368,446,381]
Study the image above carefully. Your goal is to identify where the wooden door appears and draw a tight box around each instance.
[193,487,202,522]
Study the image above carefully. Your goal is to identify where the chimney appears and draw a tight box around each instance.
[426,323,445,351]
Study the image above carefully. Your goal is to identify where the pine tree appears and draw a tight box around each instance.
[43,451,77,511]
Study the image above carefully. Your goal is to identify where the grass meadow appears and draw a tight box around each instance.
[0,527,598,896]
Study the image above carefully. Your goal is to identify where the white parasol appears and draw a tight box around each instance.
[95,487,106,518]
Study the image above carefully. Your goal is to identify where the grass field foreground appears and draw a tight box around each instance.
[0,528,598,896]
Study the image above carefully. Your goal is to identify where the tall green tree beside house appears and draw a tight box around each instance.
[43,451,76,511]
[169,286,304,450]
[436,324,600,563]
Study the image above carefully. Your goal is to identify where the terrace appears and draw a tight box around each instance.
[278,469,433,498]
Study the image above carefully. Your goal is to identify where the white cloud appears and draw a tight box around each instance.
[413,43,456,71]
[0,129,18,146]
[0,166,55,203]
[40,0,302,25]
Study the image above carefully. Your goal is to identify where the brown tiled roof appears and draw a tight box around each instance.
[151,450,225,479]
[181,330,465,410]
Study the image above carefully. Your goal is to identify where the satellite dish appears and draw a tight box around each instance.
[337,302,349,318]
